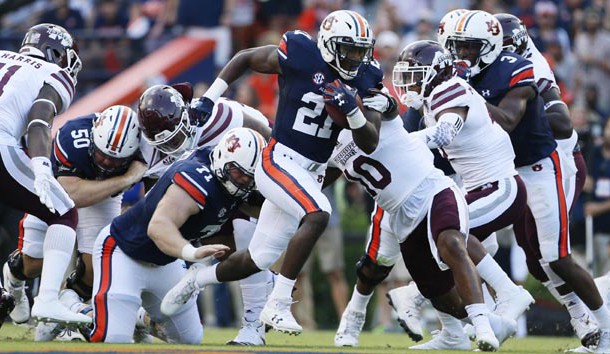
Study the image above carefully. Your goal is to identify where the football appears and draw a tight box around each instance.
[325,94,365,129]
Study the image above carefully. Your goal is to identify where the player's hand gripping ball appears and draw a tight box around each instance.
[322,79,364,129]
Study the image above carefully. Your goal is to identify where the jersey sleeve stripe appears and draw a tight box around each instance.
[430,84,467,111]
[173,172,207,207]
[536,78,554,95]
[53,139,72,167]
[512,64,533,76]
[278,37,288,56]
[198,103,233,146]
[509,68,534,87]
[50,72,74,99]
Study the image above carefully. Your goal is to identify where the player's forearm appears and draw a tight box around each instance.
[147,218,189,259]
[26,126,52,159]
[351,109,380,154]
[59,175,134,208]
[217,45,279,85]
[545,107,573,140]
[485,103,520,133]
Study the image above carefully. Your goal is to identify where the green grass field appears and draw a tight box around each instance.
[0,323,582,353]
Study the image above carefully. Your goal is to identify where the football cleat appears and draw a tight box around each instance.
[493,285,535,320]
[259,297,302,335]
[56,327,87,341]
[3,262,29,323]
[488,313,517,345]
[334,305,366,347]
[409,329,471,350]
[227,318,266,346]
[31,297,92,324]
[572,313,601,348]
[161,263,203,316]
[386,282,426,342]
[35,321,63,342]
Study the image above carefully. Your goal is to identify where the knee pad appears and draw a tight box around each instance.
[541,261,565,287]
[249,248,277,271]
[356,254,393,288]
[66,254,93,301]
[49,208,78,229]
[7,249,28,281]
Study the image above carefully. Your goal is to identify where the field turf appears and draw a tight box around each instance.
[0,323,582,353]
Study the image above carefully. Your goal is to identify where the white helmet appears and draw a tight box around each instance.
[91,105,141,176]
[445,10,503,76]
[317,10,375,80]
[437,9,469,49]
[210,127,267,198]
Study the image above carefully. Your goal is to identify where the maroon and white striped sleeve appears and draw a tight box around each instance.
[44,68,75,113]
[429,80,469,116]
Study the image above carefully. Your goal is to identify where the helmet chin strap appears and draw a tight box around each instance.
[331,56,357,80]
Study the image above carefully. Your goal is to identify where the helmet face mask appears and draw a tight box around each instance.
[90,105,141,177]
[20,23,82,83]
[210,128,267,198]
[393,41,453,102]
[138,85,196,157]
[318,10,375,80]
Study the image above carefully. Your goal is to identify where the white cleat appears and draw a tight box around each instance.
[476,329,499,352]
[572,313,601,348]
[596,330,610,353]
[488,313,517,346]
[386,282,426,342]
[3,262,30,323]
[409,329,471,350]
[31,297,92,324]
[493,286,535,321]
[259,297,302,335]
[134,307,153,343]
[35,321,63,342]
[565,346,593,353]
[160,263,203,316]
[227,318,266,346]
[334,305,366,347]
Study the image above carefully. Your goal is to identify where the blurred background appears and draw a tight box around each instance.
[2,0,610,339]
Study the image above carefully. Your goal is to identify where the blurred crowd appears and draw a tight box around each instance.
[3,0,610,333]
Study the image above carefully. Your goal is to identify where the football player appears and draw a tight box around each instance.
[446,10,610,351]
[496,12,599,347]
[160,9,388,335]
[137,84,274,345]
[3,106,145,339]
[90,127,265,343]
[0,23,89,325]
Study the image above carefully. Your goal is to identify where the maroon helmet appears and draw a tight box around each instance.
[137,85,196,156]
[19,23,82,83]
[393,40,453,100]
[495,13,528,56]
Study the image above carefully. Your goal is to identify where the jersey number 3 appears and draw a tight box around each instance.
[293,92,334,138]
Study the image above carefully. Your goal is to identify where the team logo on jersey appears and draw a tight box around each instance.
[313,72,325,85]
[532,164,543,172]
[481,89,491,97]
[225,134,241,153]
[218,207,227,219]
[486,20,500,36]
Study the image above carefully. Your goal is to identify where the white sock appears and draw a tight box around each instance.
[476,254,519,296]
[195,263,220,287]
[269,274,295,300]
[38,224,76,301]
[466,303,493,336]
[556,289,588,320]
[240,270,272,322]
[592,303,610,331]
[348,286,372,313]
[438,310,465,336]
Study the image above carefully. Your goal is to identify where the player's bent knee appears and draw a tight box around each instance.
[177,325,203,344]
[356,254,393,288]
[437,231,466,256]
[250,249,276,271]
[303,211,330,233]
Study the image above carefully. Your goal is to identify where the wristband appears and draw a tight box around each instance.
[346,109,367,130]
[202,78,229,103]
[181,243,198,262]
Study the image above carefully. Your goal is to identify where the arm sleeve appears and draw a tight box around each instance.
[44,69,75,113]
[171,171,208,209]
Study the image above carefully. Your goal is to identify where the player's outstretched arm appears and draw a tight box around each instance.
[57,160,147,208]
[148,184,229,261]
[190,45,281,126]
[322,167,343,190]
[541,87,572,139]
[486,85,536,133]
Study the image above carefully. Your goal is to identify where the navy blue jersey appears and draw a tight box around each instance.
[469,51,556,167]
[52,114,99,179]
[274,30,383,163]
[110,147,243,265]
